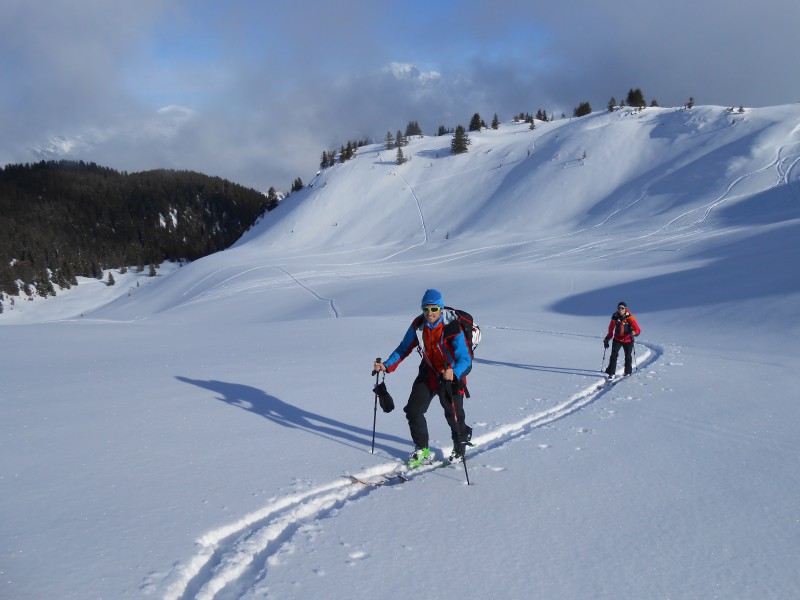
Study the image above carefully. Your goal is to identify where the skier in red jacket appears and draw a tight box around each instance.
[603,301,641,379]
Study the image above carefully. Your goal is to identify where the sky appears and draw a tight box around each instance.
[3,0,800,193]
[1,105,799,599]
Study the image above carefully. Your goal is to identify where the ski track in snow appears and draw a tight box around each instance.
[174,265,340,318]
[154,341,660,599]
[272,266,339,318]
[150,126,796,598]
[384,166,428,256]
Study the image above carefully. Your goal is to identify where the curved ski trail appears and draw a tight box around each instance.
[158,344,659,599]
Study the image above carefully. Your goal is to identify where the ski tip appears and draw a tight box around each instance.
[347,472,408,487]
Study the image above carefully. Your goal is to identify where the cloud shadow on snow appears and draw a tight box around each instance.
[176,376,411,457]
[551,218,800,316]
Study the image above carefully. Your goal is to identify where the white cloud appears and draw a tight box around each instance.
[384,62,441,84]
[4,0,800,192]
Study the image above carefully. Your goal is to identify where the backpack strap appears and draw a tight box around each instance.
[413,311,463,373]
[413,315,437,372]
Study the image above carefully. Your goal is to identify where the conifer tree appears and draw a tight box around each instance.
[0,265,19,296]
[384,131,395,150]
[626,88,646,108]
[451,125,471,154]
[405,121,423,137]
[396,146,406,165]
[91,260,102,279]
[491,114,500,129]
[573,102,592,117]
[266,186,279,211]
[469,113,483,132]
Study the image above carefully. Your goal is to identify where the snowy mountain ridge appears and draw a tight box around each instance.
[237,104,798,254]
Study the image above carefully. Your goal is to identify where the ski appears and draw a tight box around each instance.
[346,455,457,487]
[347,473,408,487]
[603,373,632,386]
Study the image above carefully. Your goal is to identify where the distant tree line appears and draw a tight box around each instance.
[318,86,694,171]
[0,160,271,302]
[319,138,370,169]
[607,89,664,112]
[314,86,701,187]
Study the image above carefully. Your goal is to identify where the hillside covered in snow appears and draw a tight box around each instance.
[2,104,799,599]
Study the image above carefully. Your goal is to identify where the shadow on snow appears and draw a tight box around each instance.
[474,357,601,378]
[175,376,411,458]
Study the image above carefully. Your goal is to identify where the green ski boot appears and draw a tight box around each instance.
[407,446,431,468]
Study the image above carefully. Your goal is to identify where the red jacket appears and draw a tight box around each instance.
[384,311,472,392]
[605,310,641,343]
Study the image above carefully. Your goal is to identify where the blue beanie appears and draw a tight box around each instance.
[421,288,444,308]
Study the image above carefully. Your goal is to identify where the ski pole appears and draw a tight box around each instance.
[446,379,471,485]
[632,340,638,373]
[371,358,381,453]
[601,346,607,373]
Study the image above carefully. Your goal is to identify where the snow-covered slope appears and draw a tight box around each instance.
[236,105,799,250]
[1,105,799,599]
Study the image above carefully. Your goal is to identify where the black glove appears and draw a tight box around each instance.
[373,381,395,413]
[603,339,609,349]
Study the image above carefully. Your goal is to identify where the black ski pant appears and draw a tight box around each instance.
[403,373,469,449]
[606,340,634,376]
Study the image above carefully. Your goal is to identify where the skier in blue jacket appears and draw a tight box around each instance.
[373,289,472,467]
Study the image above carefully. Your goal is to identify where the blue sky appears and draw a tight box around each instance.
[2,0,799,192]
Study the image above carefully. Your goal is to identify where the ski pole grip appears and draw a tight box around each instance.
[372,358,382,376]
